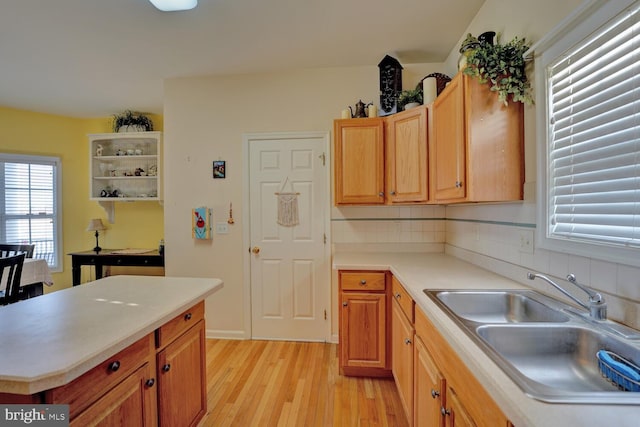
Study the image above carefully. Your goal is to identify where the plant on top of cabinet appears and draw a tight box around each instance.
[112,110,154,133]
[462,32,533,105]
[397,88,423,111]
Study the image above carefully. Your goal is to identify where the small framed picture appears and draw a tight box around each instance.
[213,161,226,179]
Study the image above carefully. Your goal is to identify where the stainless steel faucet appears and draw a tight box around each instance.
[527,272,607,320]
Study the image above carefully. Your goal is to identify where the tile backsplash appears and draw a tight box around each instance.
[331,204,640,330]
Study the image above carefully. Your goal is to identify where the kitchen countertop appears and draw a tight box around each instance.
[0,275,223,395]
[333,252,640,427]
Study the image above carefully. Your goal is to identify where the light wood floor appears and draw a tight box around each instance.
[201,339,410,427]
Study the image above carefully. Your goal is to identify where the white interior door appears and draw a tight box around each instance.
[247,132,329,341]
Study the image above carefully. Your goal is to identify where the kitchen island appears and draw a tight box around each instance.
[334,252,640,427]
[0,275,223,425]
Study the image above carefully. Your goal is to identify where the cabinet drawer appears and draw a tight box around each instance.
[391,276,414,323]
[340,271,386,291]
[156,301,204,349]
[47,333,154,419]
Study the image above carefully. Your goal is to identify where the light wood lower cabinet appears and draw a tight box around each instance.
[414,335,445,427]
[157,319,206,427]
[70,362,157,427]
[339,270,391,377]
[415,306,510,427]
[391,280,415,426]
[47,333,157,422]
[42,301,207,427]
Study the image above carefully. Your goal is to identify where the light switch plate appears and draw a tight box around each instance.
[216,222,229,234]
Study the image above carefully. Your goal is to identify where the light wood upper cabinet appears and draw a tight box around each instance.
[334,118,385,204]
[431,73,524,203]
[334,107,429,205]
[386,106,429,203]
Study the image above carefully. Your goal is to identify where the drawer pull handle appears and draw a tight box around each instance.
[360,280,367,285]
[431,389,440,398]
[404,338,412,345]
[184,312,192,321]
[395,293,401,299]
[109,361,121,372]
[145,378,155,388]
[162,364,171,372]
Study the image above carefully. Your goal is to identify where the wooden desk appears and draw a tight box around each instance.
[69,249,164,286]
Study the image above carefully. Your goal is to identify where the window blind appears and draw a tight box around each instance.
[0,156,59,268]
[548,2,640,249]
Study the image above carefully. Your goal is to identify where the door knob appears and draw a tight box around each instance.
[252,246,260,254]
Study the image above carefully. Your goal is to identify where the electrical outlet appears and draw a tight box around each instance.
[519,230,534,254]
[216,222,229,234]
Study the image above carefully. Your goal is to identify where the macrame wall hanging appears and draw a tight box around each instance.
[275,177,300,227]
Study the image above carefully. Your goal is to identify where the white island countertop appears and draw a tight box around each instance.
[334,252,640,427]
[0,275,223,395]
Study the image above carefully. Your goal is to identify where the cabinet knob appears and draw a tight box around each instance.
[394,293,401,299]
[404,338,412,345]
[184,312,192,321]
[342,301,348,307]
[441,407,451,416]
[162,363,171,372]
[455,181,463,188]
[145,378,155,388]
[390,190,396,195]
[360,279,367,285]
[431,389,440,398]
[378,192,384,197]
[109,361,121,372]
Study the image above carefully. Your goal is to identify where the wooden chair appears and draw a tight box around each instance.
[0,253,26,305]
[0,244,35,258]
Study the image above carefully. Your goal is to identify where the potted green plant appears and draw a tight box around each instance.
[462,33,533,105]
[112,110,154,132]
[397,89,423,110]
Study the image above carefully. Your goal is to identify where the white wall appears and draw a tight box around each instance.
[163,63,442,338]
[165,0,640,336]
[443,0,640,329]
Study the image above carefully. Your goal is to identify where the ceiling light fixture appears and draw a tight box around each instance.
[148,0,197,11]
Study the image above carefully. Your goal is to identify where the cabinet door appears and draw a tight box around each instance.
[445,386,477,427]
[392,298,414,425]
[334,118,385,205]
[340,292,387,370]
[414,336,445,427]
[386,107,428,203]
[157,319,206,427]
[432,74,466,202]
[71,363,157,427]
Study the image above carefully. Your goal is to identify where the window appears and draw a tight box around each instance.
[0,154,61,270]
[534,0,640,267]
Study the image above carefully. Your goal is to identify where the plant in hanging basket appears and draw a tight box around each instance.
[462,34,533,106]
[112,110,154,132]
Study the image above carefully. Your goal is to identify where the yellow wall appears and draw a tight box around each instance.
[0,107,164,290]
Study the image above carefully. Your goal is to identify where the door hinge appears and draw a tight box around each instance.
[323,233,327,244]
[319,152,326,166]
[324,309,327,320]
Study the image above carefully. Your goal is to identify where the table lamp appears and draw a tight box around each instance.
[86,219,106,253]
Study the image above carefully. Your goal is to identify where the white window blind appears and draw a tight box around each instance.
[0,154,61,270]
[545,1,640,257]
